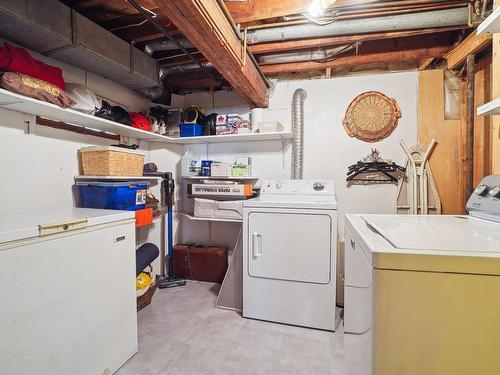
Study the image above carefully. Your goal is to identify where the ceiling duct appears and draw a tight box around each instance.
[259,44,356,65]
[144,38,194,55]
[0,0,159,90]
[246,7,469,44]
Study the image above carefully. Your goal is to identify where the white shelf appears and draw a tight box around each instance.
[182,176,258,180]
[477,98,500,116]
[172,132,292,144]
[477,7,500,35]
[179,212,242,223]
[0,89,291,144]
[0,89,174,143]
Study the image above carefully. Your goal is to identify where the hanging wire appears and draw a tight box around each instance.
[109,6,158,32]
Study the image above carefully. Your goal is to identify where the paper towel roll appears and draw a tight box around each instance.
[250,108,265,129]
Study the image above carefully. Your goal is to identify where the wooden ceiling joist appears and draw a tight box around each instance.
[154,0,268,107]
[249,26,467,55]
[260,33,456,75]
[444,31,492,69]
[224,0,379,24]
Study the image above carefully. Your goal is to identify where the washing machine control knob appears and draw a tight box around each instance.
[489,185,500,198]
[275,182,281,189]
[475,184,489,196]
[313,182,325,191]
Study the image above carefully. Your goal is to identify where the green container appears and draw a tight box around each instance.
[231,164,251,177]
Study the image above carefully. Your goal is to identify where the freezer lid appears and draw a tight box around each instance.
[363,215,500,255]
[0,208,134,243]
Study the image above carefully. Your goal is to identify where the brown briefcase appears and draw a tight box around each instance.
[173,244,228,283]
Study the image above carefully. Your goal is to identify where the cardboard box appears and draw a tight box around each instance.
[187,183,253,197]
[210,162,232,177]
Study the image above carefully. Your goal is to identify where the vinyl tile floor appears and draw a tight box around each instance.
[116,281,345,375]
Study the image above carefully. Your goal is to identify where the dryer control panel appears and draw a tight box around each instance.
[260,180,335,196]
[466,175,500,221]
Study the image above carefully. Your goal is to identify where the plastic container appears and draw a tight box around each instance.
[77,181,148,211]
[179,123,204,137]
[135,208,153,227]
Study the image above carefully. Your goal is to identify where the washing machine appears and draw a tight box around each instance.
[242,179,338,331]
[344,175,500,375]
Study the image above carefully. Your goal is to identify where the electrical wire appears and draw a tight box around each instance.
[109,6,158,32]
[313,42,359,63]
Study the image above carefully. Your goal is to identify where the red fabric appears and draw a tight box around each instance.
[130,112,152,131]
[0,43,65,90]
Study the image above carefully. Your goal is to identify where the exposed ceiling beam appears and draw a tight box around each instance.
[418,57,434,70]
[260,33,456,74]
[249,26,467,55]
[444,31,492,69]
[224,0,379,24]
[154,0,268,107]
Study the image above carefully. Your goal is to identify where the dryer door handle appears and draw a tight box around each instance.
[252,232,263,258]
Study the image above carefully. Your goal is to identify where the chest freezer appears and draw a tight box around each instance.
[0,208,138,375]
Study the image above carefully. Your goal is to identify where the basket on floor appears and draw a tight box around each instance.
[79,146,145,176]
[137,282,157,311]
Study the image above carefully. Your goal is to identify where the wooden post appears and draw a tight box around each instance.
[465,54,475,202]
[493,0,500,173]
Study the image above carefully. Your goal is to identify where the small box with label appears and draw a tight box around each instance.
[210,162,232,177]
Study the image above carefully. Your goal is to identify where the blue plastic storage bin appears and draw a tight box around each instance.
[77,181,148,211]
[179,123,204,137]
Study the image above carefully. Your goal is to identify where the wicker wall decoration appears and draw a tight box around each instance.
[343,91,401,142]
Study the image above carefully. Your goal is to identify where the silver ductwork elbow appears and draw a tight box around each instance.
[137,68,168,100]
[291,89,306,180]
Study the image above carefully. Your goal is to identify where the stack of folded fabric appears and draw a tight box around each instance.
[0,42,75,107]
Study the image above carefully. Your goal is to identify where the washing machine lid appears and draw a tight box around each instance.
[363,215,500,255]
[356,214,500,276]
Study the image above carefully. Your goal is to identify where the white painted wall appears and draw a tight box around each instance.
[181,71,418,242]
[0,40,183,277]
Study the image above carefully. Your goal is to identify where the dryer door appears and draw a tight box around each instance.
[247,211,332,284]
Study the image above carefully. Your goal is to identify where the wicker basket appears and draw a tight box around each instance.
[137,282,157,311]
[343,91,401,143]
[79,146,144,176]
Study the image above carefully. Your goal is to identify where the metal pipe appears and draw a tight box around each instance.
[246,7,469,44]
[465,54,475,206]
[126,0,222,84]
[331,0,466,10]
[248,4,467,30]
[259,44,354,65]
[291,89,306,180]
